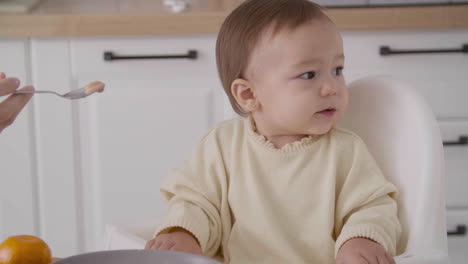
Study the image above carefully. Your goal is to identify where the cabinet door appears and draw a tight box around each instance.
[30,39,80,258]
[0,39,37,240]
[447,210,468,264]
[440,121,468,208]
[77,77,223,251]
[71,36,223,252]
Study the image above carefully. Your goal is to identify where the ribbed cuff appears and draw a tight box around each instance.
[153,216,210,252]
[335,224,389,257]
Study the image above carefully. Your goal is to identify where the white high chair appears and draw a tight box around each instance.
[338,76,449,264]
[103,76,449,264]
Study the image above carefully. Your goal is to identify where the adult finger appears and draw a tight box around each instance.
[0,85,34,117]
[0,77,21,96]
[0,72,5,79]
[0,85,34,132]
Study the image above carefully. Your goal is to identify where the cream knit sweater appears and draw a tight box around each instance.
[154,117,401,263]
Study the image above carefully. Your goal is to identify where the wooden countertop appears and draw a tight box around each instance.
[1,0,468,37]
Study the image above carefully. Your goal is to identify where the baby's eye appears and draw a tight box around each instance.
[299,71,316,79]
[333,66,344,76]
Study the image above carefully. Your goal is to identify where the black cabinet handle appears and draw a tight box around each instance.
[380,44,468,56]
[443,136,468,146]
[103,50,198,61]
[448,225,467,236]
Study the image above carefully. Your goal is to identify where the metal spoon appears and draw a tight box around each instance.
[14,81,105,100]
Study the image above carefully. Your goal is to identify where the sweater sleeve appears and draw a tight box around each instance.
[153,128,228,257]
[334,135,402,257]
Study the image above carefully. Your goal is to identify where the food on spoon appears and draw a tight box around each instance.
[84,81,105,95]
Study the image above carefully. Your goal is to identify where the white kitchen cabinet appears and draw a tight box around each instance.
[0,35,223,257]
[342,29,468,263]
[76,76,223,251]
[29,39,82,258]
[0,39,37,242]
[447,210,468,264]
[0,38,81,258]
[440,121,468,208]
[0,34,224,256]
[33,36,224,255]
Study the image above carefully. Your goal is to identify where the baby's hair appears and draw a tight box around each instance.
[216,0,330,116]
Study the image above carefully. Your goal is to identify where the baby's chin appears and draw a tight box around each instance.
[304,123,335,135]
[305,113,344,135]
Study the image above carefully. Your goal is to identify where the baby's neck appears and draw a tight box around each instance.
[251,115,307,149]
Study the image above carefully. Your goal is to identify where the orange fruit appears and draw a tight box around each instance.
[0,235,52,264]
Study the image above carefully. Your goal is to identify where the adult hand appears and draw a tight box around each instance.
[0,72,34,133]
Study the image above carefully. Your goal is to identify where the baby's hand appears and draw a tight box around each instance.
[145,227,203,256]
[336,237,395,264]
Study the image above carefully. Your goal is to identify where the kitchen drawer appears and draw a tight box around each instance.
[447,209,468,264]
[342,30,468,118]
[440,121,468,207]
[71,35,217,76]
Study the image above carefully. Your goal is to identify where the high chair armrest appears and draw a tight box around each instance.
[103,217,161,250]
[104,225,147,250]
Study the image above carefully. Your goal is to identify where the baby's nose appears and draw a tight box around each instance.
[320,82,337,96]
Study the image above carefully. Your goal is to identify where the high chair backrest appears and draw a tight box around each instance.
[337,76,448,261]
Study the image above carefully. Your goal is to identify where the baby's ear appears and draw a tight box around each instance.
[231,78,259,113]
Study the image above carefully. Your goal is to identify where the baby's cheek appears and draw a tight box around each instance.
[341,88,350,109]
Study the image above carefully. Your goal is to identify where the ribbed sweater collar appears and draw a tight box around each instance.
[244,115,324,153]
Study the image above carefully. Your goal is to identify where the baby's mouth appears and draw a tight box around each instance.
[316,107,337,117]
[317,107,336,114]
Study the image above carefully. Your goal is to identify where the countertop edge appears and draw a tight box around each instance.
[1,5,467,38]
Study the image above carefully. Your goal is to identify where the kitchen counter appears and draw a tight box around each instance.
[0,0,467,37]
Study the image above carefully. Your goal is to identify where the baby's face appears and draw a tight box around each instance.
[247,19,348,136]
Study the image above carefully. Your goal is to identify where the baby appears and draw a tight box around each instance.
[145,0,401,263]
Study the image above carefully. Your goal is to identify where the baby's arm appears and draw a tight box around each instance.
[335,194,399,264]
[148,129,229,257]
[334,136,401,263]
